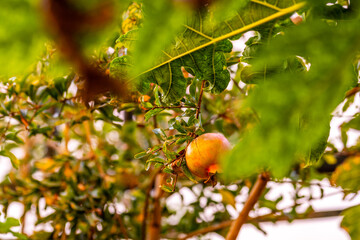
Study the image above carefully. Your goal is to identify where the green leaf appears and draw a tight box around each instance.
[139,59,188,103]
[343,114,360,131]
[113,1,306,103]
[12,231,30,240]
[306,122,330,164]
[162,167,174,174]
[0,217,20,233]
[146,157,166,170]
[169,118,187,134]
[341,205,360,240]
[144,108,164,121]
[181,161,198,184]
[97,105,124,122]
[109,56,132,80]
[144,161,151,171]
[116,29,138,50]
[147,157,165,164]
[146,145,162,154]
[160,185,174,193]
[152,128,167,141]
[134,151,147,159]
[132,0,188,76]
[175,136,192,145]
[142,102,153,109]
[29,126,53,137]
[0,150,19,169]
[53,77,69,95]
[5,132,24,144]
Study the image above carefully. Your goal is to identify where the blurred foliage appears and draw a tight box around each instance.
[0,0,47,77]
[224,18,359,178]
[0,0,360,240]
[0,217,27,239]
[341,205,360,240]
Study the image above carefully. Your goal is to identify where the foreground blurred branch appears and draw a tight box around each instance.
[226,172,270,240]
[42,0,130,102]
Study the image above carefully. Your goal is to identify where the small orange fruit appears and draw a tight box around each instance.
[185,133,231,179]
[138,95,151,103]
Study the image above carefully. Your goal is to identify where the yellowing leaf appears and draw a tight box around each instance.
[34,158,57,172]
[64,163,73,178]
[332,156,360,192]
[219,189,236,208]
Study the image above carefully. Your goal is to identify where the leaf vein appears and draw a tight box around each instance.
[184,25,213,40]
[250,0,282,11]
[133,2,306,79]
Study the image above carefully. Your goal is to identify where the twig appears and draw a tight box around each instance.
[147,173,164,240]
[225,172,270,240]
[231,78,246,94]
[63,123,70,155]
[269,179,335,188]
[178,220,233,240]
[115,213,128,239]
[20,204,28,234]
[0,118,11,142]
[172,174,178,192]
[83,120,94,154]
[147,105,196,110]
[177,209,343,240]
[83,120,105,176]
[196,80,206,119]
[254,209,343,223]
[345,86,360,98]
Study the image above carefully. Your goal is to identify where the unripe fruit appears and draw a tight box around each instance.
[185,133,231,179]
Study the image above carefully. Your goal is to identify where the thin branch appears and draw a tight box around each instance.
[178,220,233,240]
[226,172,270,240]
[83,120,94,154]
[147,173,164,240]
[270,179,335,188]
[177,209,343,240]
[345,86,360,98]
[147,105,196,110]
[254,209,343,223]
[115,213,128,239]
[196,80,206,119]
[83,120,105,176]
[231,78,246,95]
[63,123,70,155]
[0,118,11,142]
